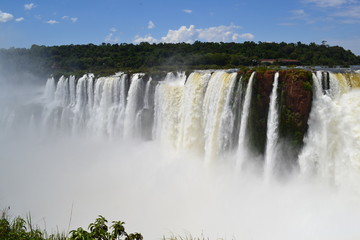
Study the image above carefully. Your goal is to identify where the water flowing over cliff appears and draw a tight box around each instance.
[2,69,360,184]
[3,69,360,239]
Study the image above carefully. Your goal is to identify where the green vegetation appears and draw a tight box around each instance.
[69,215,142,240]
[0,209,66,240]
[0,209,142,240]
[278,70,313,150]
[1,41,359,79]
[302,81,312,92]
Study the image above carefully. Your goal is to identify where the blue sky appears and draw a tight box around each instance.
[0,0,359,54]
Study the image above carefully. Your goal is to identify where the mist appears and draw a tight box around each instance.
[1,69,360,240]
[2,136,360,240]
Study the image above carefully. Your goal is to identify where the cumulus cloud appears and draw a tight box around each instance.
[161,25,253,43]
[62,16,78,23]
[133,24,255,44]
[0,10,14,23]
[105,33,120,43]
[110,27,117,32]
[183,9,193,13]
[46,20,59,24]
[161,25,197,43]
[15,17,25,22]
[134,34,158,44]
[24,3,36,10]
[305,0,355,7]
[238,33,255,40]
[148,20,155,29]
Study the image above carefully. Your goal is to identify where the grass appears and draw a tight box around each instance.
[0,207,143,240]
[0,207,66,240]
[1,208,228,240]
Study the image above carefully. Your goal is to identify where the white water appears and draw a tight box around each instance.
[236,72,256,170]
[299,71,360,187]
[264,72,280,181]
[203,72,236,163]
[2,70,360,240]
[176,72,210,154]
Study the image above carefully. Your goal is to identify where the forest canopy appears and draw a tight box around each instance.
[0,41,359,78]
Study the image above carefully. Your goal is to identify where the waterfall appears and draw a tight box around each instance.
[202,72,236,163]
[236,72,256,169]
[44,77,56,101]
[299,72,332,179]
[264,72,279,181]
[152,72,186,148]
[124,74,144,138]
[298,71,358,185]
[218,73,238,155]
[144,78,152,109]
[4,69,360,184]
[176,72,210,154]
[69,75,76,107]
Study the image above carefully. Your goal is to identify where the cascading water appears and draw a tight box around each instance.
[202,72,237,163]
[3,69,360,240]
[236,72,255,169]
[152,72,187,148]
[299,71,360,186]
[264,72,279,181]
[176,72,211,154]
[9,69,360,179]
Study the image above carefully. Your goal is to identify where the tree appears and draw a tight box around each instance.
[69,216,143,240]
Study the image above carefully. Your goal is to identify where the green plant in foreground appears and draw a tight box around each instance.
[1,208,142,240]
[0,209,65,240]
[69,215,143,240]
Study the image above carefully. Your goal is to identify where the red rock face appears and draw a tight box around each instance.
[277,70,313,154]
[246,69,313,155]
[247,70,276,154]
[281,71,312,116]
[254,70,276,111]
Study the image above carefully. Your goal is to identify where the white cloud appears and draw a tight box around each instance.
[134,24,255,44]
[334,6,360,18]
[238,33,255,40]
[62,16,78,23]
[148,20,155,29]
[183,9,193,14]
[105,33,120,43]
[291,9,308,17]
[197,25,242,42]
[303,0,360,24]
[161,25,251,43]
[288,9,316,24]
[110,27,117,32]
[0,10,14,23]
[304,0,355,7]
[134,34,158,44]
[15,17,25,22]
[46,20,59,24]
[161,25,197,43]
[24,3,36,10]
